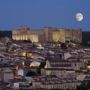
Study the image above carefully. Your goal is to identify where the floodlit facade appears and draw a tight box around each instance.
[52,29,65,42]
[65,29,82,43]
[12,27,39,42]
[12,27,82,43]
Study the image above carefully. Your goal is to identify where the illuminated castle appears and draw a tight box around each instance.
[12,27,82,43]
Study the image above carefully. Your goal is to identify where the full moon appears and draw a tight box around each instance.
[76,13,83,22]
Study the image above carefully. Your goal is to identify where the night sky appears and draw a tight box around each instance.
[0,0,89,31]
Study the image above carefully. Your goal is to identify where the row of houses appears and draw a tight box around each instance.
[32,75,81,90]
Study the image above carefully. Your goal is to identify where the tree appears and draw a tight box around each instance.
[61,43,67,49]
[76,80,90,90]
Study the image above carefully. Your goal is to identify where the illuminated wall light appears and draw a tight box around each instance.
[21,52,26,57]
[87,65,90,69]
[27,53,32,58]
[22,61,25,67]
[15,66,18,76]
